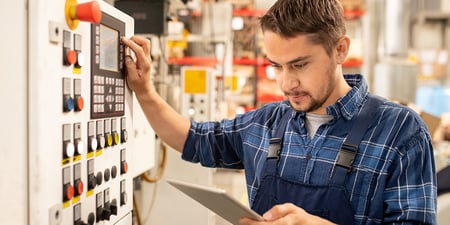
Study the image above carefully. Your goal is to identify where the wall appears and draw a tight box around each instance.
[0,0,28,224]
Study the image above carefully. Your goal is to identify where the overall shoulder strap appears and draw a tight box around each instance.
[267,108,292,160]
[332,95,384,184]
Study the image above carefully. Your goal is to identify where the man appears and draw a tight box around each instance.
[121,0,437,224]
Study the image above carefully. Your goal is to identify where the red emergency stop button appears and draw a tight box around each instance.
[75,1,102,24]
[63,183,74,201]
[65,0,102,30]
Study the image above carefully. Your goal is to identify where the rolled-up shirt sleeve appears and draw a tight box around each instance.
[181,117,249,169]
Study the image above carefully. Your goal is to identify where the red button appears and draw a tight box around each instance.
[121,161,128,174]
[66,50,77,65]
[75,96,84,111]
[76,1,102,24]
[75,180,84,196]
[64,184,74,201]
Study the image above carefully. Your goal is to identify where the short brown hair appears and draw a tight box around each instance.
[260,0,346,55]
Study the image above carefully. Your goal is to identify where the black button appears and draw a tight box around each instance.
[111,166,117,179]
[104,168,111,182]
[96,171,103,186]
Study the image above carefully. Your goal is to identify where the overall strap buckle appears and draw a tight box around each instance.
[268,138,282,160]
[336,143,358,172]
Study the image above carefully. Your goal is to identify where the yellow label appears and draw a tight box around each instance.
[184,69,207,94]
[87,151,94,159]
[86,189,94,197]
[72,196,80,204]
[73,67,81,74]
[63,201,71,208]
[62,158,71,166]
[96,149,103,157]
[73,155,81,162]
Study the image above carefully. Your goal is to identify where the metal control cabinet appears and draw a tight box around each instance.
[9,0,157,224]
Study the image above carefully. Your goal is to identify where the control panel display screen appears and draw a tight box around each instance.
[91,13,126,119]
[99,24,119,72]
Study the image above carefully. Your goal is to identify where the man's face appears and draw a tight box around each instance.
[263,31,343,114]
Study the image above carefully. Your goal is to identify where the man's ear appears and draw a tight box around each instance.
[336,35,350,64]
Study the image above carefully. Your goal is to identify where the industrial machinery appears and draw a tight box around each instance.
[180,66,218,122]
[1,0,155,224]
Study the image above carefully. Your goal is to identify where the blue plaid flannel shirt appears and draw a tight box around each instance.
[182,74,437,224]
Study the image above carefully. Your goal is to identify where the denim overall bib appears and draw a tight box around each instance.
[252,96,381,225]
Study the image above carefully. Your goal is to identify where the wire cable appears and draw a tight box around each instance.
[141,142,168,183]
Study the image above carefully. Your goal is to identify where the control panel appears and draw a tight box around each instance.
[180,66,218,122]
[26,0,155,224]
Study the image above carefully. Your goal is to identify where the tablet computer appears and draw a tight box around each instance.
[167,179,264,224]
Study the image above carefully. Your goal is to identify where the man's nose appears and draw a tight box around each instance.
[280,70,299,90]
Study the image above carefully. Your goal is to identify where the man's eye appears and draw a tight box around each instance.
[271,64,281,68]
[294,63,307,69]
